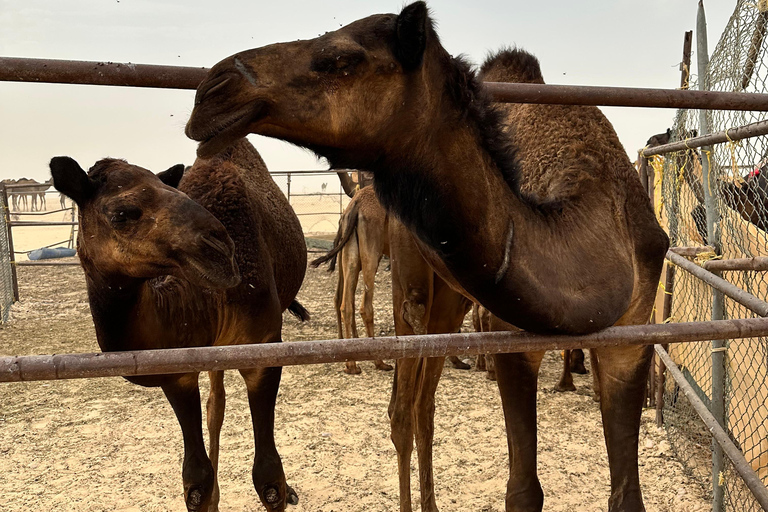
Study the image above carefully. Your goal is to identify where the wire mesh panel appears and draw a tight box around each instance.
[659,1,768,509]
[0,189,16,322]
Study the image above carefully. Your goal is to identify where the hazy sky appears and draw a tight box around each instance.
[0,1,736,183]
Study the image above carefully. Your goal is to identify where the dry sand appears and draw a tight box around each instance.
[0,255,710,511]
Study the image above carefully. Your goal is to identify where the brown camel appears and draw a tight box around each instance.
[186,4,669,511]
[50,138,307,512]
[313,185,472,374]
[312,185,394,374]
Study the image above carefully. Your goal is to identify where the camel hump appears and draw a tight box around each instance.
[480,48,545,84]
[287,299,311,321]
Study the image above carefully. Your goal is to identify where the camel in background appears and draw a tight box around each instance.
[313,185,471,374]
[51,138,308,512]
[186,4,669,511]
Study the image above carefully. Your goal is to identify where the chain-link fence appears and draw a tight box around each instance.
[657,1,768,510]
[0,187,16,322]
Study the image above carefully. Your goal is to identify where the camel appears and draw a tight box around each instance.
[312,185,394,374]
[186,4,669,511]
[50,138,308,512]
[313,185,472,374]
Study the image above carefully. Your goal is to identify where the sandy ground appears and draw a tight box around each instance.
[0,251,712,512]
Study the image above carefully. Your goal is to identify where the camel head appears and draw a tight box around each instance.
[186,1,449,169]
[50,157,240,289]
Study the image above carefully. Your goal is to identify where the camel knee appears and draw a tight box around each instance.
[402,297,428,335]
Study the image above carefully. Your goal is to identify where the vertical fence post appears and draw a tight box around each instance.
[657,29,693,428]
[698,3,726,510]
[1,186,19,302]
[286,172,292,205]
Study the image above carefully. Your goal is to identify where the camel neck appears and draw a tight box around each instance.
[372,119,634,334]
[84,268,217,352]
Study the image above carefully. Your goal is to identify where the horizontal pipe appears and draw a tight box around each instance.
[642,119,768,156]
[8,221,78,227]
[704,257,768,272]
[666,251,768,316]
[484,82,768,111]
[10,208,74,216]
[655,345,768,510]
[670,246,716,257]
[3,57,768,110]
[0,57,207,90]
[15,261,79,267]
[2,317,768,383]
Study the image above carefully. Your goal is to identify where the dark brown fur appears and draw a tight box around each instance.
[186,5,669,511]
[51,138,306,512]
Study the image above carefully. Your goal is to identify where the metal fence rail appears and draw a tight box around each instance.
[3,318,768,383]
[3,56,768,110]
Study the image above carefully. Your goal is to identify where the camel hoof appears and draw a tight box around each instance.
[450,357,471,370]
[554,382,576,392]
[375,362,394,371]
[287,485,299,506]
[570,363,588,375]
[344,364,362,375]
[186,487,205,511]
[263,486,280,505]
[485,372,497,382]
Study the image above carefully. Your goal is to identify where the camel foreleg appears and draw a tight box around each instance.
[240,365,296,511]
[161,373,216,512]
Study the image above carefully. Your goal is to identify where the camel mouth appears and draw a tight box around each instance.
[182,254,241,289]
[191,102,267,158]
[179,234,240,289]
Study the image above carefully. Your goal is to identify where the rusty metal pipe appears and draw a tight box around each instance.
[670,246,716,257]
[3,57,768,110]
[483,82,768,111]
[667,251,768,317]
[642,120,768,157]
[703,257,768,272]
[2,317,768,383]
[655,345,768,511]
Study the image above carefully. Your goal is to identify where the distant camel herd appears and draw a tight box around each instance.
[1,177,71,211]
[41,2,767,512]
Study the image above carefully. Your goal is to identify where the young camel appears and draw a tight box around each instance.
[186,4,669,512]
[50,138,307,512]
[312,185,393,374]
[313,185,471,374]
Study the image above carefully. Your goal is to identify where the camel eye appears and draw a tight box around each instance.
[311,51,365,75]
[109,206,142,226]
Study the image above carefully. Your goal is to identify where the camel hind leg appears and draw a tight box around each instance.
[357,216,392,371]
[340,232,362,374]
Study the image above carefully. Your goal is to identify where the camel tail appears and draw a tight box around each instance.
[310,201,360,271]
[287,300,311,322]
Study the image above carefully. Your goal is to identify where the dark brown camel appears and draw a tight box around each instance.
[186,4,669,511]
[50,138,307,512]
[313,185,471,374]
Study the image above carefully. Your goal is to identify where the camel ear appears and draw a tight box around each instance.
[157,163,185,189]
[395,1,429,71]
[49,156,94,205]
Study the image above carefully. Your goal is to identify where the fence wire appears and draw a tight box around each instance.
[0,196,15,323]
[659,1,768,509]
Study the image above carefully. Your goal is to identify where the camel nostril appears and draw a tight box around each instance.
[195,74,233,106]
